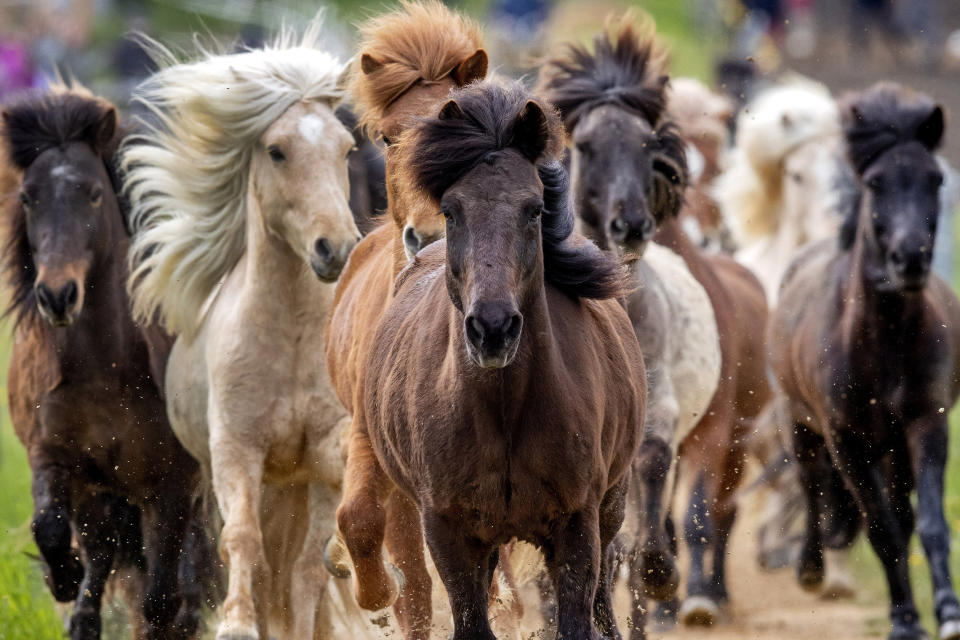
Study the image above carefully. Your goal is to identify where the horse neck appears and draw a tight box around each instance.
[242,188,334,321]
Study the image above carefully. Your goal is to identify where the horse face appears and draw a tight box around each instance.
[253,100,359,282]
[862,142,942,291]
[571,105,657,258]
[442,150,542,369]
[782,141,844,240]
[20,143,107,326]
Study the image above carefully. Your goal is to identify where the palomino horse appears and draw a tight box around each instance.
[2,84,206,639]
[324,2,488,637]
[538,25,721,638]
[337,78,644,640]
[124,25,366,640]
[665,77,735,252]
[541,18,771,627]
[770,82,960,640]
[715,80,845,302]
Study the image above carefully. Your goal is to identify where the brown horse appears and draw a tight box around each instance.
[770,82,960,640]
[324,2,487,637]
[539,18,771,628]
[336,78,644,640]
[1,84,205,639]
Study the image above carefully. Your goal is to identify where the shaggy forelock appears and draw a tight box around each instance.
[539,15,668,132]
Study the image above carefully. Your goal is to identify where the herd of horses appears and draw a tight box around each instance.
[2,2,959,640]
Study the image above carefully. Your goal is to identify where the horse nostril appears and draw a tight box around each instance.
[403,226,421,256]
[62,281,78,309]
[466,316,485,344]
[640,217,655,239]
[35,283,54,310]
[610,218,627,234]
[314,238,333,263]
[890,249,906,268]
[505,313,523,341]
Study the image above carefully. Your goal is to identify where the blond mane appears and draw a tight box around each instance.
[123,18,346,338]
[714,79,840,241]
[351,0,483,132]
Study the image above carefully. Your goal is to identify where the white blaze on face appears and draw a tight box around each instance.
[298,114,327,146]
[51,165,79,181]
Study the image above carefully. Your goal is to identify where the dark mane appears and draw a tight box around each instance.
[410,80,628,300]
[841,82,944,175]
[539,16,668,131]
[0,88,126,325]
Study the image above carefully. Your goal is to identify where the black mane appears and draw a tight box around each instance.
[1,90,126,325]
[842,82,943,175]
[411,80,627,300]
[540,19,668,131]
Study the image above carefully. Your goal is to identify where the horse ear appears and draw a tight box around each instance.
[360,53,384,75]
[438,100,464,121]
[95,107,117,151]
[451,49,488,86]
[336,60,353,93]
[513,100,549,162]
[917,105,944,150]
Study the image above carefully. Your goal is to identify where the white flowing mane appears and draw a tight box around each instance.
[714,79,840,243]
[123,19,346,338]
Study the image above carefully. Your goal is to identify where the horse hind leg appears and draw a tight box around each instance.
[69,494,120,640]
[30,463,83,602]
[289,483,339,640]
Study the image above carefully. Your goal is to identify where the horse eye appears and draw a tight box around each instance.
[90,186,103,206]
[346,145,358,159]
[440,208,452,221]
[529,205,543,219]
[381,136,393,147]
[19,192,29,209]
[267,146,286,163]
[790,173,804,184]
[930,173,944,189]
[576,141,591,157]
[867,176,884,191]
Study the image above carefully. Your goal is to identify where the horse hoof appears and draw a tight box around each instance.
[939,619,960,640]
[679,595,719,627]
[819,574,856,600]
[639,550,680,601]
[69,609,101,640]
[322,534,352,579]
[46,554,84,602]
[797,560,824,593]
[215,620,259,640]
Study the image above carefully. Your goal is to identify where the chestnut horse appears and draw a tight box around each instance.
[336,79,644,640]
[771,82,960,640]
[2,84,206,639]
[538,27,721,638]
[540,18,771,627]
[124,25,371,640]
[324,2,487,636]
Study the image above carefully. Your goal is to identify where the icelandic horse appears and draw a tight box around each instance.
[538,20,721,639]
[540,17,771,627]
[2,83,207,639]
[123,23,370,640]
[337,77,645,640]
[770,82,960,640]
[322,2,489,637]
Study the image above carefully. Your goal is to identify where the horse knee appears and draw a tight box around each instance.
[916,513,949,553]
[338,498,385,559]
[33,506,72,557]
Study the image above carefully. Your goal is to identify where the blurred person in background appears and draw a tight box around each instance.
[0,3,35,98]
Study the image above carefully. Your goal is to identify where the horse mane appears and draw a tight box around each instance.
[667,77,732,151]
[409,79,628,300]
[351,0,483,133]
[714,80,840,242]
[0,80,125,326]
[123,17,346,338]
[538,13,668,132]
[841,82,943,175]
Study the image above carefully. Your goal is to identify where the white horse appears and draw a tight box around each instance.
[123,24,370,640]
[714,79,845,302]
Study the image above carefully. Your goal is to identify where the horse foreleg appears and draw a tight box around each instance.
[336,423,402,612]
[830,432,924,640]
[635,434,678,603]
[384,492,432,639]
[909,420,960,639]
[142,497,191,640]
[422,510,497,640]
[596,478,628,640]
[173,498,216,639]
[69,494,119,640]
[546,509,603,640]
[30,462,83,602]
[210,434,268,640]
[792,422,828,592]
[290,482,338,640]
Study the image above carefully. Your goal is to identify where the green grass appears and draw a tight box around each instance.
[0,327,63,639]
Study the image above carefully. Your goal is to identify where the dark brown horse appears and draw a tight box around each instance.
[336,79,644,640]
[770,82,960,640]
[540,18,771,629]
[1,84,206,640]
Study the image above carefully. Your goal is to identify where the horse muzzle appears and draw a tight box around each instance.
[35,279,82,326]
[310,236,357,283]
[464,302,523,369]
